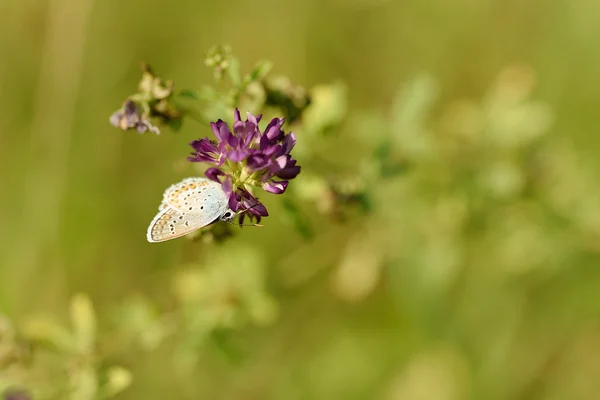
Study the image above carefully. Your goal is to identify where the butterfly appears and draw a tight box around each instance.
[146,177,236,243]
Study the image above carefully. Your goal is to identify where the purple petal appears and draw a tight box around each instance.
[123,100,138,115]
[273,155,290,170]
[263,180,288,194]
[227,132,240,148]
[227,149,249,162]
[234,108,242,123]
[244,131,258,147]
[109,111,122,127]
[246,153,269,171]
[217,153,227,166]
[188,155,217,163]
[259,132,270,151]
[232,120,244,135]
[263,117,285,141]
[247,112,262,125]
[222,176,233,194]
[237,190,269,216]
[190,138,218,153]
[240,209,263,225]
[217,140,228,154]
[211,120,231,142]
[228,191,241,211]
[233,121,257,146]
[136,123,148,133]
[189,139,218,161]
[247,201,269,216]
[276,165,301,179]
[282,132,296,154]
[205,168,226,183]
[263,144,283,157]
[124,112,140,128]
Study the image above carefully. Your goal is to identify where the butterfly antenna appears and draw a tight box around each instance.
[234,222,264,227]
[229,203,264,227]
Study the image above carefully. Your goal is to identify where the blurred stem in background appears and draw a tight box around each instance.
[7,0,94,313]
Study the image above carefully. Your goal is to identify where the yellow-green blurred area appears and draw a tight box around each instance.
[2,0,600,399]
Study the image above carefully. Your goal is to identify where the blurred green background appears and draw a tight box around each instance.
[2,0,600,399]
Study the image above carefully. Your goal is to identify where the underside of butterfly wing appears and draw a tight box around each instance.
[147,176,233,243]
[146,206,217,243]
[163,177,221,212]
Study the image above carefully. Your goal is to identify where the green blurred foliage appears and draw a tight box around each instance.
[2,0,600,399]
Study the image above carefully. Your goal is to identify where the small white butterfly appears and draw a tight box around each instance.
[147,177,235,243]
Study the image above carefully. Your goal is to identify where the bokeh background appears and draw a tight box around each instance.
[2,0,600,399]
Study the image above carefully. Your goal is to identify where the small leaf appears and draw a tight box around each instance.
[303,81,348,136]
[70,293,96,355]
[166,118,183,132]
[69,365,97,400]
[389,74,439,158]
[244,60,273,84]
[178,85,218,102]
[104,366,133,398]
[21,317,76,354]
[332,230,384,303]
[281,198,315,239]
[380,162,408,178]
[373,141,392,162]
[208,329,245,364]
[355,192,373,213]
[201,103,233,124]
[373,141,408,178]
[178,89,201,100]
[248,295,278,325]
[227,56,242,87]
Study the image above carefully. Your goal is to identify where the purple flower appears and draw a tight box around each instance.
[3,389,31,400]
[109,64,185,134]
[109,100,160,134]
[188,108,301,220]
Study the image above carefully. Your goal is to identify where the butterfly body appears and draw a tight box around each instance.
[147,177,234,243]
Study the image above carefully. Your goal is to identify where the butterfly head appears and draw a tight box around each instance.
[219,210,235,223]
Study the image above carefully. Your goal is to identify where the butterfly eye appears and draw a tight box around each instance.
[223,212,232,219]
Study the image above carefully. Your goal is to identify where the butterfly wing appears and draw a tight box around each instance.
[146,206,219,243]
[162,177,224,213]
[147,177,229,243]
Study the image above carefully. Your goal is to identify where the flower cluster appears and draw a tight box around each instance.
[110,100,160,134]
[188,109,301,222]
[109,63,183,135]
[2,389,32,400]
[204,44,232,81]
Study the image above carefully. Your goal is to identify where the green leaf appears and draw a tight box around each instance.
[389,74,439,158]
[208,329,245,364]
[201,102,233,125]
[281,198,315,239]
[244,60,273,84]
[71,293,96,355]
[227,56,242,87]
[355,192,373,213]
[22,317,77,353]
[380,162,408,178]
[178,85,218,102]
[166,118,183,132]
[373,141,408,178]
[104,366,133,398]
[178,89,201,100]
[69,365,98,400]
[373,141,392,162]
[303,81,348,136]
